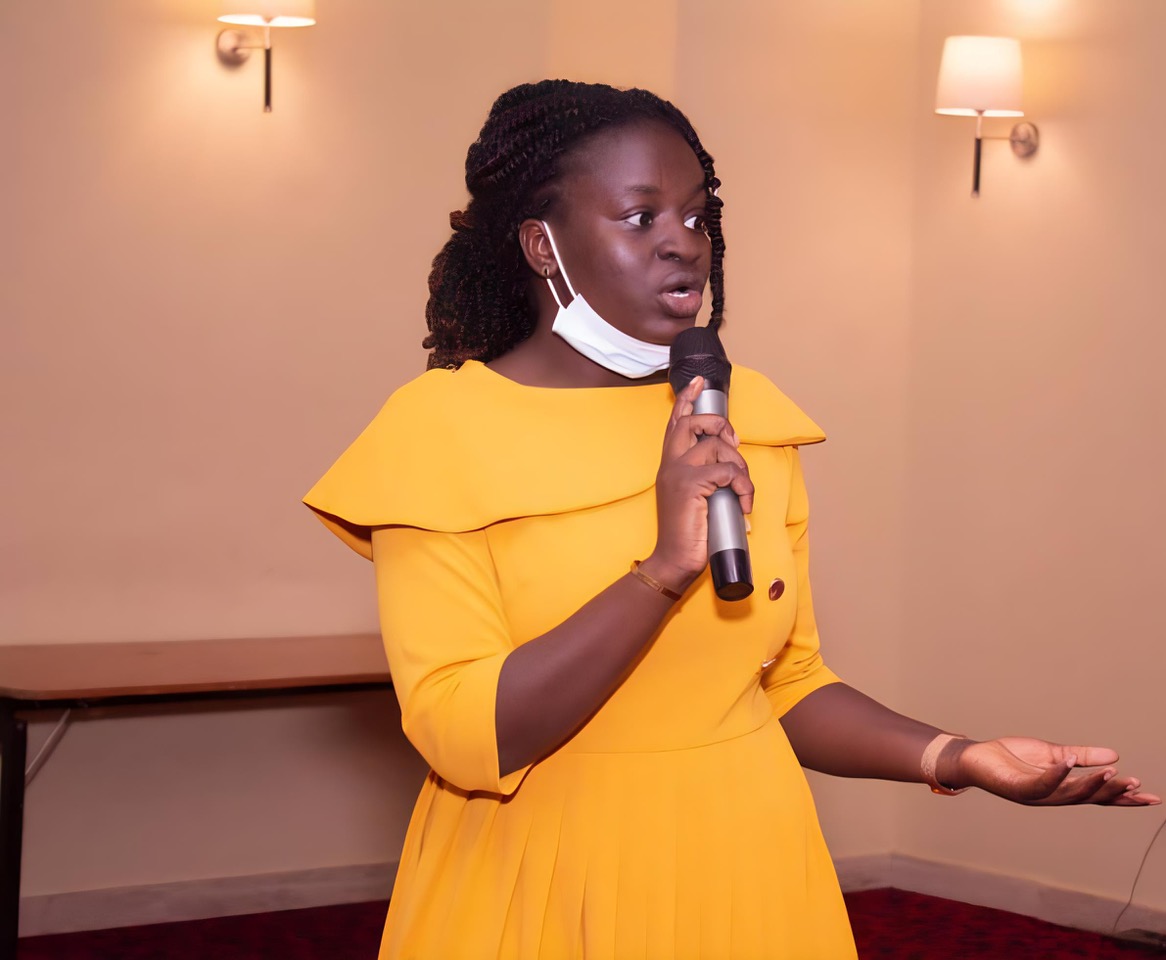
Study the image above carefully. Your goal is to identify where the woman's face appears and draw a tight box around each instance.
[542,121,712,346]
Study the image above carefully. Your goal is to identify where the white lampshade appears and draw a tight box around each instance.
[219,0,315,27]
[935,36,1024,117]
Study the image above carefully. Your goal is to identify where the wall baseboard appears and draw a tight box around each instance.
[20,862,399,937]
[835,853,1166,943]
[21,853,1166,940]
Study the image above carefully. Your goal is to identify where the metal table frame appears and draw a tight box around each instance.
[0,636,391,959]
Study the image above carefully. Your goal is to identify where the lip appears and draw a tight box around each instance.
[658,288,704,319]
[657,272,707,319]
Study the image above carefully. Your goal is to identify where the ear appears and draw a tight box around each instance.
[518,219,558,279]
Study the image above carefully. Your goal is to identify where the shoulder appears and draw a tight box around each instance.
[730,366,826,447]
[303,364,503,544]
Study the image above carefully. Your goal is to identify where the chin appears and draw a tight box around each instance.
[651,317,699,344]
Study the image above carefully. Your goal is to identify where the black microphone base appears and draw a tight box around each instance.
[711,549,753,601]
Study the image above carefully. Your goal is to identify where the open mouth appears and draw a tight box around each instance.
[659,284,703,317]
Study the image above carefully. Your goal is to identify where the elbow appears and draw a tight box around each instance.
[401,695,525,797]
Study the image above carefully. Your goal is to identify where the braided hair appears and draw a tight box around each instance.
[423,79,726,370]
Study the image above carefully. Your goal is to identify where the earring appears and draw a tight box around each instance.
[543,266,550,278]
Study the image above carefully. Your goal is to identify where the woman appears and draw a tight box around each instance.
[305,80,1158,959]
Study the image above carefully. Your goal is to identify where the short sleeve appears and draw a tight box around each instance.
[371,525,531,796]
[762,446,842,716]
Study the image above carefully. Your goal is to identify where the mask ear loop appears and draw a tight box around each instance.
[540,221,578,309]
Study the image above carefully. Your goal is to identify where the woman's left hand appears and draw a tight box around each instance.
[942,737,1161,806]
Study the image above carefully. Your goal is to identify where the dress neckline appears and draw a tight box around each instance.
[465,360,674,396]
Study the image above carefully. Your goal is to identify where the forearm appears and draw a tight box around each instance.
[496,557,683,776]
[779,682,969,784]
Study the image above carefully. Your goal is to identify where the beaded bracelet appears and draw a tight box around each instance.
[629,560,683,603]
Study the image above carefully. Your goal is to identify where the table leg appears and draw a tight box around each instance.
[0,699,27,960]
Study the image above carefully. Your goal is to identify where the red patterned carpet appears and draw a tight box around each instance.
[845,889,1164,959]
[16,888,1165,959]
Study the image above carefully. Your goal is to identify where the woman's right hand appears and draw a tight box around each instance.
[640,375,754,595]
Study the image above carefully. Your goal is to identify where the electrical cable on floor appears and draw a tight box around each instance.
[24,708,72,787]
[1111,813,1166,939]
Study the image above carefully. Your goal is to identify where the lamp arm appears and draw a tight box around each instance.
[214,24,276,112]
[972,111,984,198]
[263,24,273,112]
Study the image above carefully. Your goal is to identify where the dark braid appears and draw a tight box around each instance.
[423,80,726,370]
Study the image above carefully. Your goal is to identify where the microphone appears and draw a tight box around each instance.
[668,326,753,601]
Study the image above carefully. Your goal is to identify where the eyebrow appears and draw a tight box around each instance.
[624,181,707,197]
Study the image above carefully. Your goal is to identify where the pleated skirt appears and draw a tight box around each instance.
[380,718,856,959]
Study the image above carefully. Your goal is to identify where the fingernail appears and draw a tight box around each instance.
[1066,755,1078,768]
[1102,770,1115,781]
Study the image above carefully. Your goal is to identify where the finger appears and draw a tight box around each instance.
[731,469,755,515]
[1020,758,1076,802]
[686,462,754,514]
[663,413,732,459]
[1102,776,1158,804]
[666,376,703,433]
[687,443,754,512]
[1035,766,1109,805]
[676,435,749,473]
[1110,791,1162,806]
[1063,746,1120,768]
[1115,780,1162,805]
[688,461,749,493]
[1044,766,1144,806]
[1083,774,1161,805]
[1070,770,1134,805]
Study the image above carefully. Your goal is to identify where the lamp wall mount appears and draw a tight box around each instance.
[215,28,263,67]
[1003,121,1040,158]
[967,114,1040,197]
[935,36,1039,198]
[216,25,277,112]
[215,3,315,113]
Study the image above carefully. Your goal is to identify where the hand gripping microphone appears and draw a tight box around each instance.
[668,326,754,601]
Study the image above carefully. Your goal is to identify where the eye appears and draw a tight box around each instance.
[684,214,707,233]
[623,212,654,227]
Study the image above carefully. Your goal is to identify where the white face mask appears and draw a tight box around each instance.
[541,221,672,379]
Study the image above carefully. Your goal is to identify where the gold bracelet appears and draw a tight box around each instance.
[920,732,970,796]
[629,560,683,603]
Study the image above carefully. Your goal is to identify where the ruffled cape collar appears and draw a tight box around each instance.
[304,360,824,560]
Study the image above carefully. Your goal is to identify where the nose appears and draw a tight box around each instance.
[656,216,705,264]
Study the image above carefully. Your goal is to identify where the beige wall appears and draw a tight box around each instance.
[3,0,1162,923]
[674,0,920,860]
[897,0,1166,911]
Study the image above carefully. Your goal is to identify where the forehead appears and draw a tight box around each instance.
[557,121,705,205]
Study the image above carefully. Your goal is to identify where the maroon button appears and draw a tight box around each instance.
[768,578,785,601]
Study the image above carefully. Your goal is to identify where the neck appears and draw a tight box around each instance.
[488,325,668,388]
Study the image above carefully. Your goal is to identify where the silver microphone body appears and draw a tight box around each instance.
[691,388,752,599]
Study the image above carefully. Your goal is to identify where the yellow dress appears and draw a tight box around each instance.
[305,360,857,960]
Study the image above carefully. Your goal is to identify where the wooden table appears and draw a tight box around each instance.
[0,635,392,959]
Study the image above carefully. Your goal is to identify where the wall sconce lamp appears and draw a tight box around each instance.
[935,36,1040,197]
[215,1,316,113]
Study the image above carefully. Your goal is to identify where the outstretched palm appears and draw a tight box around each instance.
[957,738,1159,806]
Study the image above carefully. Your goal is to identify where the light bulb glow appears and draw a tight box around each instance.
[935,36,1024,117]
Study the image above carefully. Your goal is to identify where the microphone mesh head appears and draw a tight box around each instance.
[668,325,731,394]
